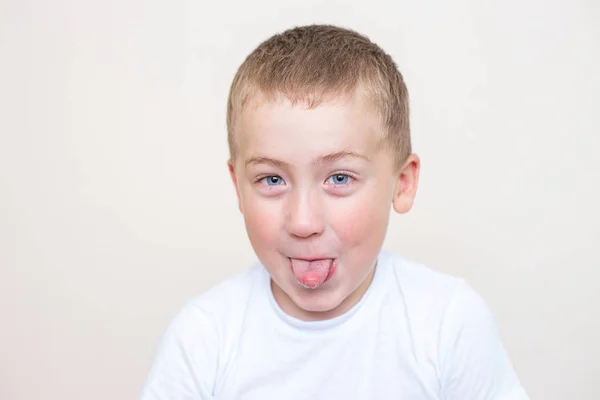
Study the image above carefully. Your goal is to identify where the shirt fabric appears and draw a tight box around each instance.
[140,251,529,400]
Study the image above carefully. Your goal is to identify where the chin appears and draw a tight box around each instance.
[288,281,348,315]
[267,254,363,319]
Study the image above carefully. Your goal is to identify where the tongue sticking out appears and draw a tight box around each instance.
[290,258,334,289]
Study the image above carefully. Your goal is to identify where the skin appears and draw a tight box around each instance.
[228,94,420,321]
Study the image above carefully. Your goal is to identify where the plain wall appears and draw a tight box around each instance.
[1,0,599,398]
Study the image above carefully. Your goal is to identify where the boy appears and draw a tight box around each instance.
[140,24,529,399]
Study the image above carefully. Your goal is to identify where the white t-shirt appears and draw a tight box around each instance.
[140,251,529,400]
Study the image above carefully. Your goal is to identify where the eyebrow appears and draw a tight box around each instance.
[244,151,370,168]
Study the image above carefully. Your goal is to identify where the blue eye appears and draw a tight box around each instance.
[326,174,351,185]
[264,175,285,186]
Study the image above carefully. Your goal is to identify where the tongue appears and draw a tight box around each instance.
[290,258,333,289]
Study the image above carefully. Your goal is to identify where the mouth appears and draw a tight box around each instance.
[288,257,336,289]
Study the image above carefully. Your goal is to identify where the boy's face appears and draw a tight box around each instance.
[229,94,419,321]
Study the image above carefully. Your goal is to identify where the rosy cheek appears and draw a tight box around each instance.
[243,198,280,245]
[328,192,389,247]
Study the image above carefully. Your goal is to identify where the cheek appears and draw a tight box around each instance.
[329,188,391,247]
[242,196,280,249]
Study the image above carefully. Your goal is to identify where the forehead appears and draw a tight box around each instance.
[236,95,386,165]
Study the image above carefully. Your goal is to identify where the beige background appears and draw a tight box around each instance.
[1,0,599,399]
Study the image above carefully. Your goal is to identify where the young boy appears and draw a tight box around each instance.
[140,24,529,399]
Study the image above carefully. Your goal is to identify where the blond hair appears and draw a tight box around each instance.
[226,24,411,166]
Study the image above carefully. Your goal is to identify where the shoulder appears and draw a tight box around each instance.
[140,264,265,399]
[380,251,528,399]
[153,262,265,356]
[140,263,265,398]
[382,250,497,329]
[178,263,265,330]
[381,250,498,336]
[383,250,463,290]
[380,250,467,315]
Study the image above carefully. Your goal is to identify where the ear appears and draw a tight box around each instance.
[228,159,243,213]
[392,153,420,214]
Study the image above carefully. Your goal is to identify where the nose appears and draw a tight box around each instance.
[285,188,325,239]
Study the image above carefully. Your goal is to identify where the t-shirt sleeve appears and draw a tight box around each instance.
[438,281,530,400]
[139,302,219,400]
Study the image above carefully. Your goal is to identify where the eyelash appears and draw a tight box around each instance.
[255,172,357,186]
[325,172,356,185]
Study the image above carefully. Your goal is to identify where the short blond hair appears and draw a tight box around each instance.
[227,24,411,166]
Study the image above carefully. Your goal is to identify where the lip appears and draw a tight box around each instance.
[288,257,333,262]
